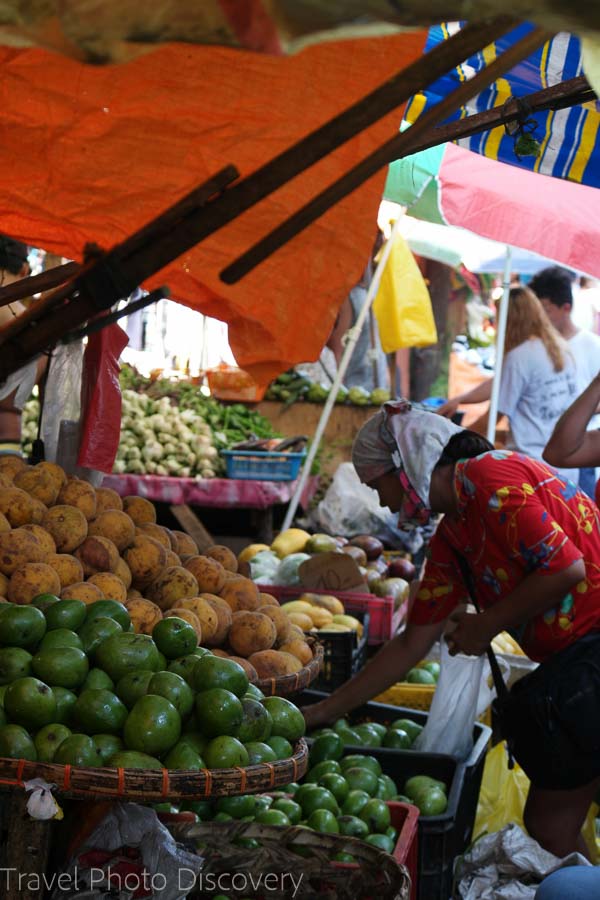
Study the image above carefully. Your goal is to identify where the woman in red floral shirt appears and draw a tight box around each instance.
[304,400,600,858]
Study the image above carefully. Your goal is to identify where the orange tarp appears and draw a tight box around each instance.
[0,33,426,389]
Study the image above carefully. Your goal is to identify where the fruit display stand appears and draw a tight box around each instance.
[102,473,320,544]
[169,814,412,899]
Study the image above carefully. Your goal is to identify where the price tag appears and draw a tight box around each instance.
[299,553,368,592]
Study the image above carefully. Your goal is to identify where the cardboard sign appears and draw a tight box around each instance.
[299,552,368,593]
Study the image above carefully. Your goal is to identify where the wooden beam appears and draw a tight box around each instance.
[169,504,215,553]
[220,26,552,283]
[0,260,80,308]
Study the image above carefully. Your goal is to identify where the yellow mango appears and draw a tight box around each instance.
[307,607,334,628]
[281,600,315,616]
[332,614,363,637]
[309,594,345,616]
[318,623,351,633]
[270,528,310,558]
[237,543,271,564]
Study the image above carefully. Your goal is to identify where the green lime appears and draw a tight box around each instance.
[164,742,205,770]
[375,775,398,800]
[351,723,383,747]
[77,617,122,657]
[0,647,32,684]
[307,809,339,833]
[359,798,391,833]
[34,723,71,762]
[265,735,293,759]
[0,724,37,760]
[261,696,305,742]
[338,815,369,839]
[153,618,198,659]
[193,655,248,698]
[234,698,272,743]
[406,668,436,685]
[344,767,379,797]
[32,647,89,689]
[74,689,128,735]
[148,671,194,719]
[39,629,83,652]
[342,789,370,816]
[203,735,249,768]
[123,695,181,757]
[309,732,343,765]
[297,785,339,817]
[5,676,56,729]
[31,593,60,611]
[45,600,87,632]
[391,719,422,742]
[92,734,124,764]
[383,728,412,749]
[108,750,163,770]
[317,772,349,804]
[244,741,277,764]
[167,655,200,686]
[0,605,47,647]
[53,687,77,725]
[341,754,382,777]
[54,734,102,767]
[255,809,290,827]
[85,600,131,632]
[196,688,243,738]
[305,759,342,782]
[95,633,161,682]
[216,794,256,819]
[415,787,448,816]
[82,668,115,692]
[115,670,155,710]
[366,833,395,852]
[271,798,302,824]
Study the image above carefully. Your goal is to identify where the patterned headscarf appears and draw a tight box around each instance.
[352,399,464,526]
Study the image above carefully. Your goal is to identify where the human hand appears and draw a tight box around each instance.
[300,701,337,732]
[436,398,460,418]
[445,609,494,656]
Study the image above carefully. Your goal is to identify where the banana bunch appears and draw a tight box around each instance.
[492,631,526,656]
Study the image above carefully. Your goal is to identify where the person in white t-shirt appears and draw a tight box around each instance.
[437,286,579,483]
[530,266,600,497]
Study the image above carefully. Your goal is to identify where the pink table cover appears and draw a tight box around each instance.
[102,474,319,510]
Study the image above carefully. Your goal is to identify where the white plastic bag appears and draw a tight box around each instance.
[413,639,486,759]
[41,341,84,464]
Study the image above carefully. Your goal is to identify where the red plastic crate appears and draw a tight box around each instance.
[332,801,419,900]
[257,584,407,644]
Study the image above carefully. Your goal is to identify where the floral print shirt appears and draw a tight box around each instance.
[409,450,600,661]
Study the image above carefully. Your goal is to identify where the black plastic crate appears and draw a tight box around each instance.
[300,691,490,900]
[312,612,369,692]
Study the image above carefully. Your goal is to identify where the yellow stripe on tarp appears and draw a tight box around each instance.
[482,74,511,159]
[404,91,427,124]
[568,111,600,183]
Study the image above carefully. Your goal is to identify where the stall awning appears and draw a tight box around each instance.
[404,24,600,187]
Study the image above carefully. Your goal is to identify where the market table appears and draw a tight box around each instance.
[102,474,320,544]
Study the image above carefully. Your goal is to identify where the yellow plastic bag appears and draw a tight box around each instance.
[474,742,599,861]
[372,233,437,351]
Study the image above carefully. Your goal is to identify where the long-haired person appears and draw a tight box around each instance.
[437,285,578,481]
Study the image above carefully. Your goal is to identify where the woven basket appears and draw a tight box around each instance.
[170,818,411,899]
[256,641,324,696]
[0,738,308,801]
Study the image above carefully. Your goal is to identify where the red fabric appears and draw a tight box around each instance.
[409,451,600,661]
[440,143,600,279]
[0,33,426,390]
[78,324,129,472]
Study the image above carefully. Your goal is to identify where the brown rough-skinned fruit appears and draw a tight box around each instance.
[249,649,302,678]
[164,550,181,568]
[200,594,232,646]
[0,512,10,534]
[126,588,143,601]
[95,486,123,513]
[166,607,203,641]
[20,523,56,556]
[75,536,120,577]
[0,455,27,480]
[14,467,59,506]
[125,596,163,634]
[258,592,279,607]
[45,553,84,589]
[135,523,172,550]
[228,655,259,681]
[146,566,199,610]
[219,577,260,613]
[122,496,156,525]
[60,581,103,604]
[0,529,46,576]
[42,505,88,552]
[87,572,127,603]
[0,573,8,596]
[184,555,226,595]
[57,479,97,521]
[89,510,136,552]
[0,487,35,527]
[8,562,61,605]
[205,544,238,573]
[34,461,67,494]
[123,535,167,589]
[258,604,292,643]
[228,611,277,657]
[29,498,47,525]
[277,639,313,665]
[115,557,132,590]
[171,531,199,557]
[176,597,218,642]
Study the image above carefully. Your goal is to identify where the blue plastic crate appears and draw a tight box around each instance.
[221,449,306,481]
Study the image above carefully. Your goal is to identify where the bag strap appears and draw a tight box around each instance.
[452,550,511,707]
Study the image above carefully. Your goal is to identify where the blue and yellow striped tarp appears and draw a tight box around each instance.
[404,23,600,187]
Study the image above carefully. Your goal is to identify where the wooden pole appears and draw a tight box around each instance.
[220,26,552,284]
[0,261,80,308]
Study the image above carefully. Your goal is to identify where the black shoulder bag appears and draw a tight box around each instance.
[453,550,515,768]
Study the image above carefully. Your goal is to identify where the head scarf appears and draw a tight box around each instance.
[352,399,464,526]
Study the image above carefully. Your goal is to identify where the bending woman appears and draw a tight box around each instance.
[304,400,600,858]
[437,286,579,482]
